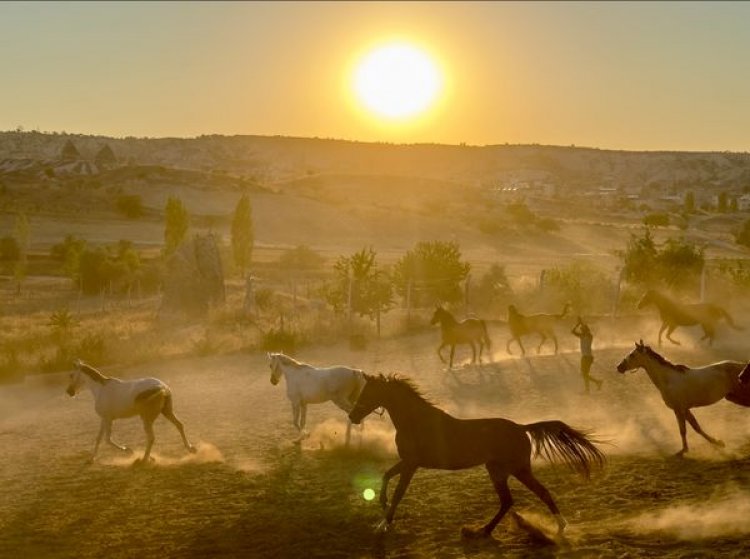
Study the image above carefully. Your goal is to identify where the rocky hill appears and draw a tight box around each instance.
[2,131,750,195]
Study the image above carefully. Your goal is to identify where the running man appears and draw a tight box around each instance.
[571,317,602,393]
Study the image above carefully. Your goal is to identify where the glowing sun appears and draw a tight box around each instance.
[353,43,442,120]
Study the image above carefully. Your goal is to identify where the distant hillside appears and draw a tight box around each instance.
[2,131,750,195]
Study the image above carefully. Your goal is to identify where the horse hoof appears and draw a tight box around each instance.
[188,445,198,454]
[122,446,134,455]
[374,520,390,535]
[715,440,726,449]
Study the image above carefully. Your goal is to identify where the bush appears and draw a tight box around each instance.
[393,241,470,306]
[643,213,670,227]
[261,327,298,353]
[116,194,144,218]
[543,261,615,314]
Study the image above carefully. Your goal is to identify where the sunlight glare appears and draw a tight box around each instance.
[363,488,376,501]
[353,43,442,120]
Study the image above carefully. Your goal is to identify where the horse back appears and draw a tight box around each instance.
[395,414,530,470]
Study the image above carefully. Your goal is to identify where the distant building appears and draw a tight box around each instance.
[738,194,750,211]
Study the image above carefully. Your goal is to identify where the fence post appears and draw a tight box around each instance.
[464,274,471,314]
[700,265,707,302]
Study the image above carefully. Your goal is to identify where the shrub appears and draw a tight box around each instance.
[261,327,298,353]
[116,194,144,218]
[643,213,670,227]
[393,241,470,306]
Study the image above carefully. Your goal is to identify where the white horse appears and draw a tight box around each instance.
[66,359,196,463]
[268,352,367,444]
[616,341,748,457]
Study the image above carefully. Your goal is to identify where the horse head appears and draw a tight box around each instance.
[66,361,86,397]
[349,374,387,424]
[740,362,750,385]
[267,352,284,386]
[430,305,445,325]
[616,340,647,374]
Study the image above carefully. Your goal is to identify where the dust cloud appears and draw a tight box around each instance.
[627,485,750,539]
[304,417,396,457]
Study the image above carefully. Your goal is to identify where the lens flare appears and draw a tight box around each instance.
[363,488,376,501]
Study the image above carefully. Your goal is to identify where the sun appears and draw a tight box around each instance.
[353,42,443,120]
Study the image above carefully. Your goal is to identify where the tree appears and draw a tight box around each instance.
[736,219,750,248]
[278,245,324,273]
[164,196,189,255]
[323,247,394,320]
[230,194,254,277]
[392,240,471,306]
[12,213,29,293]
[657,237,704,290]
[718,191,728,213]
[618,229,659,287]
[684,191,695,213]
[618,229,704,291]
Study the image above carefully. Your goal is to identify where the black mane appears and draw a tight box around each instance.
[370,373,436,406]
[642,345,689,373]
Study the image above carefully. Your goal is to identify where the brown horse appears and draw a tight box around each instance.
[430,306,491,369]
[506,303,570,355]
[349,374,605,537]
[637,289,742,346]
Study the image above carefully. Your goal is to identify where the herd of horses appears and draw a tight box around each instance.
[64,288,750,541]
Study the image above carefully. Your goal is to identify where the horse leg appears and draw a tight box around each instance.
[673,410,689,457]
[140,416,156,463]
[90,419,106,462]
[536,333,547,354]
[551,333,558,354]
[658,323,667,346]
[291,402,301,431]
[449,345,456,369]
[700,324,715,346]
[436,343,447,364]
[104,419,130,453]
[665,325,681,346]
[161,398,196,453]
[378,464,417,533]
[300,403,308,434]
[379,461,404,510]
[506,337,514,355]
[470,342,477,364]
[685,410,725,449]
[514,466,567,534]
[463,463,513,538]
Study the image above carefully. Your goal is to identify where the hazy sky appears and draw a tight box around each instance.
[2,1,749,151]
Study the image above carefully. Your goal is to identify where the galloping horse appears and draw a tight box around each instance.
[637,289,742,346]
[349,374,605,537]
[268,352,366,444]
[430,306,491,369]
[506,303,570,355]
[616,341,750,456]
[66,359,196,463]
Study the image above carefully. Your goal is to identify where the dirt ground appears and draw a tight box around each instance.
[3,321,750,558]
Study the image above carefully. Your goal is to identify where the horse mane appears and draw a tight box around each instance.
[642,345,689,373]
[371,373,436,406]
[76,361,111,384]
[272,353,312,369]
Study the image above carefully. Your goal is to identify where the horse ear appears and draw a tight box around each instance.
[637,339,644,348]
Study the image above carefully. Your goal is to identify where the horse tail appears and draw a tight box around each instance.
[480,320,492,349]
[524,420,605,479]
[556,303,571,319]
[716,306,744,331]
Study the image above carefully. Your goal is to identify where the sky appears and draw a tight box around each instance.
[2,1,750,151]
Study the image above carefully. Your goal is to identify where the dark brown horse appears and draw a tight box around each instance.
[349,374,605,538]
[430,306,491,369]
[506,303,570,355]
[637,289,742,346]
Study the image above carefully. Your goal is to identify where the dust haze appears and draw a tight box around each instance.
[4,134,750,558]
